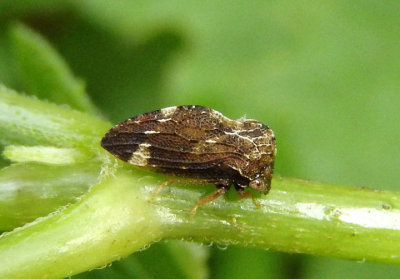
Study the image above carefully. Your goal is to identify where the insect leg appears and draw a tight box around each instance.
[190,186,229,216]
[236,188,253,199]
[234,183,262,208]
[152,178,175,195]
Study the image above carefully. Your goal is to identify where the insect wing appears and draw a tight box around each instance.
[101,106,245,173]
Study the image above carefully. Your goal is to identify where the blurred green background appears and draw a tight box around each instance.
[1,1,400,278]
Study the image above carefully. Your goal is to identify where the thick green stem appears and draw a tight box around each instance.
[3,145,89,164]
[0,162,100,230]
[0,172,164,279]
[1,171,400,278]
[158,177,400,263]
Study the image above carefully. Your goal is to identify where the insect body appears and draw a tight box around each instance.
[101,105,276,213]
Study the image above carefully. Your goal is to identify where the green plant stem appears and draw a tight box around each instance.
[0,172,164,279]
[0,163,100,230]
[162,177,400,263]
[3,145,89,164]
[1,86,400,278]
[1,171,400,278]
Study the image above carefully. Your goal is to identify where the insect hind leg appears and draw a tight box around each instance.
[152,177,232,216]
[190,185,229,217]
[152,178,176,195]
[234,183,262,209]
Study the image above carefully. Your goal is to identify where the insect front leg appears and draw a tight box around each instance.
[236,188,253,199]
[234,183,262,209]
[234,182,253,199]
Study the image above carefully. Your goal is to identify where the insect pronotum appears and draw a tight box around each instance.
[101,105,277,215]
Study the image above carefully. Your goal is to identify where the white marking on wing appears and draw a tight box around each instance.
[128,143,151,166]
[157,118,171,122]
[144,130,160,134]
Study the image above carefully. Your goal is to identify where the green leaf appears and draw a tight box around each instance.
[9,23,99,115]
[0,85,110,148]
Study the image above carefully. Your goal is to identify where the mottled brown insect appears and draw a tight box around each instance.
[101,105,276,214]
